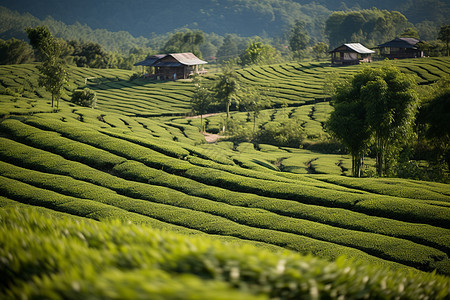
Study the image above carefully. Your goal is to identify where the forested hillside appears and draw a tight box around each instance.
[0,0,330,39]
[1,0,448,41]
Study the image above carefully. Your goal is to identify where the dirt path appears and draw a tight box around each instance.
[186,113,221,119]
[203,132,223,143]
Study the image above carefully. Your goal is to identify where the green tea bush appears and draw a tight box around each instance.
[1,207,449,300]
[1,134,450,272]
[257,119,306,148]
[70,88,97,108]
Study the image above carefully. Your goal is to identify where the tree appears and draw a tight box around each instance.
[214,68,240,133]
[327,64,419,177]
[162,30,205,58]
[0,38,34,65]
[289,20,310,52]
[418,77,450,171]
[327,82,371,177]
[239,87,269,133]
[68,40,111,68]
[71,88,97,108]
[26,26,68,109]
[312,42,329,60]
[438,25,450,56]
[239,41,279,66]
[191,76,213,132]
[400,28,420,39]
[216,34,239,63]
[363,66,419,176]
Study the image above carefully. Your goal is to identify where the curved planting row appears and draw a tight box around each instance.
[2,207,449,299]
[1,116,449,275]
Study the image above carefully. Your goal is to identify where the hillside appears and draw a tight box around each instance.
[1,57,450,284]
[1,0,448,40]
[0,0,330,39]
[1,56,450,298]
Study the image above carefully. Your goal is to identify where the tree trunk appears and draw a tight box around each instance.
[352,153,362,177]
[200,115,203,133]
[376,137,384,177]
[223,100,230,133]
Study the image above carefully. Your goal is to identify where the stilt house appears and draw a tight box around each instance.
[134,53,207,80]
[329,43,375,65]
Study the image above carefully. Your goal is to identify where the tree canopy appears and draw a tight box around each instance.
[26,26,68,109]
[327,64,419,177]
[325,8,411,48]
[162,30,205,58]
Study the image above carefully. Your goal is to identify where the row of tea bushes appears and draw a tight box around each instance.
[1,207,449,299]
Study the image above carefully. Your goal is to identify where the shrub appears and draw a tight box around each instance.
[257,119,306,148]
[1,207,450,300]
[70,88,96,108]
[129,71,144,81]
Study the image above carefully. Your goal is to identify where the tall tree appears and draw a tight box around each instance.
[191,76,213,132]
[240,87,269,133]
[0,38,34,65]
[363,66,419,176]
[214,67,240,133]
[438,25,450,56]
[289,20,310,60]
[289,20,310,52]
[162,30,205,58]
[216,34,239,63]
[327,64,419,177]
[327,83,371,177]
[239,40,279,66]
[26,26,68,109]
[418,77,450,171]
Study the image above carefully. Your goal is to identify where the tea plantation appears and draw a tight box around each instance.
[1,58,450,298]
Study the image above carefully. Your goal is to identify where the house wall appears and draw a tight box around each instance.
[331,51,372,65]
[380,47,423,59]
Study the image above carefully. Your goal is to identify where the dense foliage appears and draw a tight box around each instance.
[70,88,96,108]
[26,26,68,109]
[2,207,449,299]
[327,64,420,177]
[0,59,450,300]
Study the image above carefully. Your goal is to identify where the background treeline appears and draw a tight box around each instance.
[0,2,449,68]
[1,0,448,40]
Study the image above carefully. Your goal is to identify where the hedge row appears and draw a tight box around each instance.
[1,138,449,273]
[3,158,448,273]
[1,170,402,270]
[2,207,449,299]
[3,118,449,229]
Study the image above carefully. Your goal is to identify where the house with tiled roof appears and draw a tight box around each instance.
[329,43,375,65]
[134,53,207,80]
[377,38,423,59]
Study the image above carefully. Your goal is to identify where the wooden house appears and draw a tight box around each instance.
[134,53,207,80]
[329,43,375,65]
[377,38,423,59]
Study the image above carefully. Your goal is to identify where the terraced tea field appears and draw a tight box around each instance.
[1,59,450,297]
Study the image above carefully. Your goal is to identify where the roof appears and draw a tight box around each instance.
[378,38,420,49]
[169,53,208,66]
[330,43,375,54]
[134,52,207,67]
[134,54,166,66]
[154,61,183,67]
